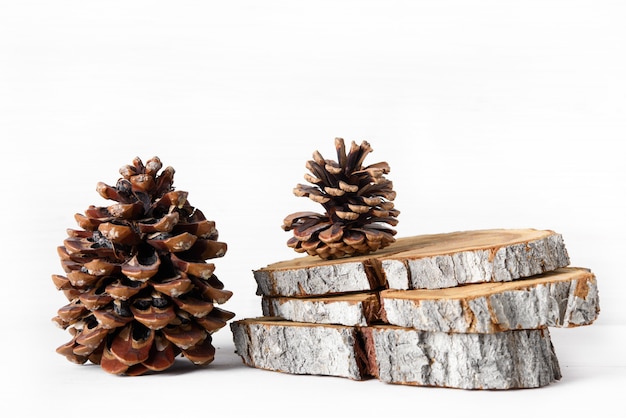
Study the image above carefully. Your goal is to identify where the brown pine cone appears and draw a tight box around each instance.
[283,138,399,260]
[52,156,234,376]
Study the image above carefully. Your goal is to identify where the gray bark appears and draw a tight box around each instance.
[363,326,561,389]
[383,232,570,289]
[253,229,570,297]
[381,267,599,332]
[254,260,381,297]
[230,318,367,380]
[231,319,562,389]
[261,293,379,326]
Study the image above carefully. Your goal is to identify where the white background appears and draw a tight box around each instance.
[1,1,624,416]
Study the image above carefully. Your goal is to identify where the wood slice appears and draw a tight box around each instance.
[380,267,600,333]
[230,317,369,380]
[253,256,383,297]
[261,292,380,326]
[231,318,561,389]
[362,326,561,389]
[253,229,570,297]
[380,228,570,289]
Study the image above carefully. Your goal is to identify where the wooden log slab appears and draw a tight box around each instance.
[253,229,570,296]
[381,228,570,289]
[261,292,380,326]
[380,267,600,333]
[230,318,561,389]
[230,317,369,380]
[253,256,383,297]
[362,326,561,389]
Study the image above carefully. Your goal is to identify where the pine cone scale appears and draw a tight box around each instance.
[121,253,160,281]
[109,324,154,366]
[173,297,215,317]
[105,279,147,300]
[162,323,206,350]
[78,290,113,310]
[75,326,108,349]
[152,275,192,297]
[147,232,197,253]
[137,212,179,234]
[181,336,215,365]
[93,307,133,329]
[101,347,131,374]
[142,336,176,371]
[131,305,177,330]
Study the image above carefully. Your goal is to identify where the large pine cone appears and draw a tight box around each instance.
[283,138,399,260]
[52,156,234,376]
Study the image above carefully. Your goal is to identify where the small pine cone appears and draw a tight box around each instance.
[52,156,235,376]
[282,138,400,260]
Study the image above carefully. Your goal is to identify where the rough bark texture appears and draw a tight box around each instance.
[382,229,570,289]
[362,326,561,389]
[261,292,380,326]
[230,318,562,389]
[254,258,383,297]
[230,318,369,380]
[253,229,570,297]
[380,267,600,332]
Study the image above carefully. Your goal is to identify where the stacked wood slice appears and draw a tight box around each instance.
[231,228,600,390]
